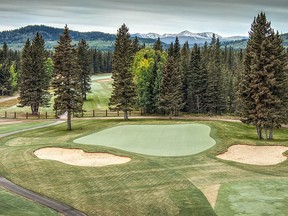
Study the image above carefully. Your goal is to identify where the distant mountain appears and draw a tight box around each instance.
[131,30,248,45]
[1,25,287,51]
[0,25,157,50]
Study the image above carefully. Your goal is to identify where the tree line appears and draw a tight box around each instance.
[1,12,287,138]
[0,42,112,97]
[110,12,288,139]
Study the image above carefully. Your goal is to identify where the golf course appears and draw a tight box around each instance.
[0,74,288,216]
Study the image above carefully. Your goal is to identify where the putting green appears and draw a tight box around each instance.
[74,124,216,156]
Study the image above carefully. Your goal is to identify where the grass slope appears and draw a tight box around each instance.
[0,188,58,216]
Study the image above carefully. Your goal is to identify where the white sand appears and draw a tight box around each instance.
[34,148,131,167]
[217,145,288,165]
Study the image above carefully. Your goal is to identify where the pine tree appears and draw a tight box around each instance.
[206,35,226,114]
[109,24,136,120]
[0,43,11,95]
[153,37,163,52]
[77,39,92,100]
[52,25,83,130]
[180,42,190,111]
[158,57,177,118]
[186,44,207,113]
[132,36,140,54]
[18,33,51,114]
[239,12,288,139]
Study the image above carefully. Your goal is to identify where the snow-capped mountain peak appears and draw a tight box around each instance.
[131,30,248,45]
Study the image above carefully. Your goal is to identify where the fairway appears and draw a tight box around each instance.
[74,124,216,156]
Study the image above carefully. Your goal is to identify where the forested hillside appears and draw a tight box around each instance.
[0,25,157,50]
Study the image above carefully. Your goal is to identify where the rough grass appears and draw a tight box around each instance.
[0,119,287,215]
[0,188,58,216]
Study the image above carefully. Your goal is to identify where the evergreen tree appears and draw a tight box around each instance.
[153,37,163,52]
[18,33,51,114]
[0,43,12,95]
[159,57,176,117]
[180,42,190,111]
[132,36,140,54]
[206,35,226,114]
[239,12,288,139]
[187,44,207,113]
[109,24,136,120]
[77,39,92,100]
[52,25,83,130]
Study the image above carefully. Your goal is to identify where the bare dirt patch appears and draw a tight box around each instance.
[0,119,24,125]
[217,145,288,165]
[34,148,131,167]
[199,184,220,208]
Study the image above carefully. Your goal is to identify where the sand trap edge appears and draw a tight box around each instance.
[216,145,288,165]
[34,147,131,167]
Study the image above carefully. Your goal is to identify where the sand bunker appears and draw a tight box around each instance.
[34,148,131,167]
[217,145,288,165]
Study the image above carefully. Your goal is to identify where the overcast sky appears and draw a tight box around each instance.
[1,0,288,36]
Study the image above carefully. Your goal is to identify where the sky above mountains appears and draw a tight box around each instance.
[1,0,288,36]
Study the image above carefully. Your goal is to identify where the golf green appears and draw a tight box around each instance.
[74,124,216,156]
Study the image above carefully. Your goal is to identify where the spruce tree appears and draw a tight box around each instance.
[153,37,163,52]
[159,57,178,118]
[52,25,83,130]
[132,36,140,54]
[180,42,190,111]
[109,24,136,120]
[206,35,226,114]
[19,33,51,114]
[186,44,207,113]
[239,12,288,139]
[77,39,92,100]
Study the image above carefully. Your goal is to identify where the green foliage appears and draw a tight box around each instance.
[109,24,137,120]
[77,39,92,100]
[52,25,83,130]
[18,34,51,115]
[239,12,288,139]
[132,47,167,113]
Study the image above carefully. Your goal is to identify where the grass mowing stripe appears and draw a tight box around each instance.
[0,119,288,215]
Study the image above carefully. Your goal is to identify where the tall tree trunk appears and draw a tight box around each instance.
[256,125,263,139]
[269,127,273,140]
[124,110,128,121]
[67,111,72,130]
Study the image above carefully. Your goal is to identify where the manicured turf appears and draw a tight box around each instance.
[0,121,54,134]
[0,188,58,216]
[0,119,287,215]
[74,124,216,156]
[215,179,288,216]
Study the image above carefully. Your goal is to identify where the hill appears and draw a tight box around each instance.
[0,25,157,51]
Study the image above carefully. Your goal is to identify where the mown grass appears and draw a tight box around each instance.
[0,188,58,216]
[0,120,54,134]
[0,119,287,215]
